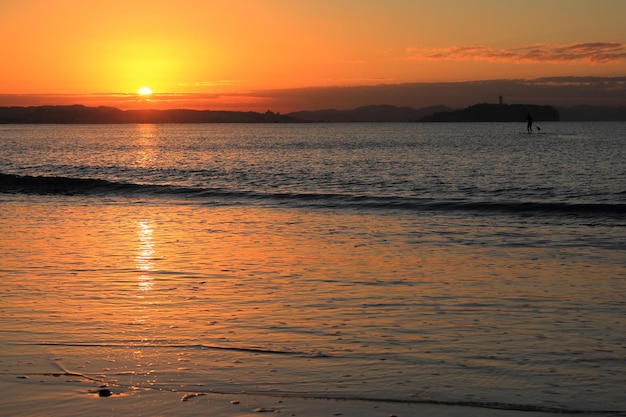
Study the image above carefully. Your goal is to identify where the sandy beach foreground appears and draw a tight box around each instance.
[1,375,566,417]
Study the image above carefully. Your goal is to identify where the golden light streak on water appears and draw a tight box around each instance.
[136,219,155,293]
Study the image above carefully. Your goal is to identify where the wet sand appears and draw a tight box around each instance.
[0,374,563,417]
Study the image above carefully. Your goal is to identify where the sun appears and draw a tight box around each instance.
[138,87,153,96]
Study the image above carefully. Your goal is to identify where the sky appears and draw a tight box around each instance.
[1,0,625,112]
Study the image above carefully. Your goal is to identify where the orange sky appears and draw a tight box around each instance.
[1,0,625,111]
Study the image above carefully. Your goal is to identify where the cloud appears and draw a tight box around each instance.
[1,76,625,111]
[249,76,626,110]
[407,42,626,64]
[522,75,626,87]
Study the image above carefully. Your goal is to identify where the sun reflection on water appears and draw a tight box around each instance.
[136,220,155,293]
[134,124,158,168]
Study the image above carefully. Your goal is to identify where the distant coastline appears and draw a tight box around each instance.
[0,103,625,124]
[419,103,559,122]
[0,105,297,124]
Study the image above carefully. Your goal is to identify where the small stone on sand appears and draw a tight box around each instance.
[98,389,112,397]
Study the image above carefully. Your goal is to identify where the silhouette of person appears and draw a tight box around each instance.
[526,113,533,133]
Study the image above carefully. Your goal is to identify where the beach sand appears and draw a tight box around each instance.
[1,374,563,417]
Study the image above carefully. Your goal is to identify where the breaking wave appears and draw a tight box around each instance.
[2,172,624,217]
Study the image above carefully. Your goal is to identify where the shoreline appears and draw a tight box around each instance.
[0,375,571,417]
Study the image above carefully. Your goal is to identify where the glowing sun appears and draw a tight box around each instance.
[138,87,153,96]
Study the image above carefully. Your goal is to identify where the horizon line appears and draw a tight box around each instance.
[1,75,625,112]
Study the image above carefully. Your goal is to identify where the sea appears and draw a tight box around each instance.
[0,122,625,414]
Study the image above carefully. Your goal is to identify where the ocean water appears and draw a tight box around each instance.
[0,122,625,414]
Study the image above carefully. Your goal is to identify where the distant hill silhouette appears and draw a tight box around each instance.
[0,105,297,124]
[419,103,560,122]
[286,104,451,122]
[1,103,625,124]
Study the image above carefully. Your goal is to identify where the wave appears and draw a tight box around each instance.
[2,172,624,217]
[17,340,329,357]
[0,172,185,196]
[264,394,626,415]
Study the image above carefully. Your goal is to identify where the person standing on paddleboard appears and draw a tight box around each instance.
[526,113,533,133]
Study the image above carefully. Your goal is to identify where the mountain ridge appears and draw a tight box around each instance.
[419,103,560,122]
[287,104,451,122]
[0,103,625,123]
